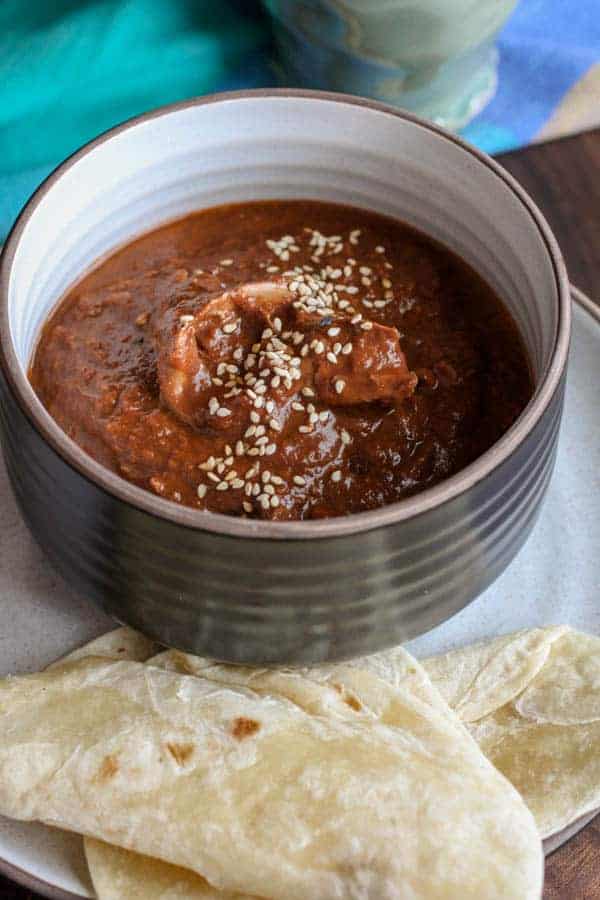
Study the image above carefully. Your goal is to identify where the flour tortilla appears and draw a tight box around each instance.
[424,627,600,838]
[85,839,252,900]
[0,645,542,899]
[86,642,462,900]
[423,627,568,723]
[515,629,600,726]
[50,626,160,668]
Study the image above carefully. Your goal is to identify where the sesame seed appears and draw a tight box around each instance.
[248,447,260,456]
[314,341,325,355]
[273,317,282,332]
[232,479,245,489]
[197,484,207,499]
[327,326,340,337]
[319,411,329,422]
[216,482,229,491]
[217,407,231,417]
[271,376,281,389]
[269,418,282,432]
[342,342,353,354]
[255,436,268,446]
[235,440,245,456]
[359,266,372,276]
[266,265,280,273]
[327,351,338,365]
[223,322,237,334]
[360,321,373,331]
[361,276,372,287]
[293,475,306,486]
[252,483,261,496]
[299,425,312,434]
[259,495,270,510]
[375,245,385,253]
[374,300,387,309]
[270,495,280,508]
[225,470,238,481]
[351,313,362,324]
[334,379,346,394]
[333,342,342,355]
[302,387,315,397]
[179,314,194,324]
[341,429,351,445]
[382,278,392,289]
[264,483,275,495]
[265,443,277,455]
[207,471,220,483]
[243,501,253,513]
[250,411,260,424]
[347,286,359,295]
[331,469,342,482]
[220,258,233,266]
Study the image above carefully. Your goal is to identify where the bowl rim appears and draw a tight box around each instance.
[0,88,571,541]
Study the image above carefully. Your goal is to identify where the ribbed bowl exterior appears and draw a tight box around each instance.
[0,363,565,664]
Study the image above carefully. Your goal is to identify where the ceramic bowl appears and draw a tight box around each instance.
[0,90,570,663]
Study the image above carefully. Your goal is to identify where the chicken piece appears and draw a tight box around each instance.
[154,279,417,433]
[154,281,291,427]
[309,319,418,407]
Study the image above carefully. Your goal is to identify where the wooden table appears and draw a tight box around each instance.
[1,127,599,900]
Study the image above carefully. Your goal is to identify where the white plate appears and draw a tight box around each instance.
[1,286,598,899]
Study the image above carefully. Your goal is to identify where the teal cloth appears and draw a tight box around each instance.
[2,1,598,239]
[0,0,270,238]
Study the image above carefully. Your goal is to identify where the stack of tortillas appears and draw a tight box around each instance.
[1,623,598,899]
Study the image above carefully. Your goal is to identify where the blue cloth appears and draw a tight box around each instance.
[463,0,600,153]
[1,0,599,238]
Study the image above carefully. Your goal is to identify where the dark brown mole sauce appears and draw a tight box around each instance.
[29,200,533,520]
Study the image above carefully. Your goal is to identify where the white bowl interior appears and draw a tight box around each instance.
[7,95,557,384]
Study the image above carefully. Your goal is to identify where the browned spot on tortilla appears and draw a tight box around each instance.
[344,694,362,711]
[232,717,261,740]
[96,754,119,781]
[332,682,361,711]
[166,742,195,765]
